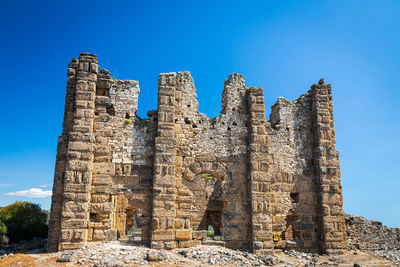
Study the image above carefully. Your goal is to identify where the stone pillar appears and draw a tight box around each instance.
[47,57,79,251]
[89,70,117,242]
[248,87,273,254]
[150,73,177,250]
[311,79,348,253]
[221,73,247,115]
[49,53,99,251]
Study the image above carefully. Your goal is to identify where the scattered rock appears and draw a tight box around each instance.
[146,250,166,261]
[0,234,9,247]
[2,240,400,266]
[56,249,76,262]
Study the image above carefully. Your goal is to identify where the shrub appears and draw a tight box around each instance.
[207,225,214,237]
[0,201,29,219]
[0,221,6,235]
[134,118,148,128]
[0,202,48,243]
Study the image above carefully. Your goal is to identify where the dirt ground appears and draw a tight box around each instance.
[0,245,398,267]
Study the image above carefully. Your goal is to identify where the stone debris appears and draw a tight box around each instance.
[67,243,400,266]
[346,214,400,251]
[50,242,400,266]
[0,237,45,255]
[373,250,400,262]
[176,245,277,266]
[51,242,285,266]
[0,240,399,266]
[145,249,168,261]
[56,250,76,262]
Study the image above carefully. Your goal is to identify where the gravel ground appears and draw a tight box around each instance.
[0,241,399,266]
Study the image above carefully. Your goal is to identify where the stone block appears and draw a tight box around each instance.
[68,159,92,172]
[325,232,344,242]
[192,230,207,240]
[92,229,107,241]
[93,162,115,175]
[164,241,176,250]
[61,219,88,229]
[92,175,111,185]
[152,229,174,241]
[178,240,201,248]
[64,184,90,193]
[151,241,164,249]
[175,229,192,240]
[91,194,109,203]
[68,142,94,153]
[175,219,185,229]
[90,202,113,213]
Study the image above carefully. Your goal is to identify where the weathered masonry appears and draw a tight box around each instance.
[48,53,348,254]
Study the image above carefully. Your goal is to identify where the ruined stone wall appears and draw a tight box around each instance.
[262,94,319,252]
[90,71,155,244]
[248,89,320,254]
[345,214,400,251]
[48,53,99,251]
[311,82,347,253]
[173,72,251,249]
[249,81,347,254]
[47,56,80,251]
[150,72,251,250]
[48,53,348,254]
[48,54,155,251]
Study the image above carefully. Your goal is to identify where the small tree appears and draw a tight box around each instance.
[0,201,29,219]
[0,202,48,243]
[0,220,7,235]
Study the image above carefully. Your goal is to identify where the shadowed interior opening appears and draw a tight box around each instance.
[198,173,223,236]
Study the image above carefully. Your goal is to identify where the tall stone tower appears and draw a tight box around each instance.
[48,53,348,254]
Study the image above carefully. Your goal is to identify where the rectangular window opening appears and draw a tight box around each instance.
[290,193,299,203]
[90,213,97,221]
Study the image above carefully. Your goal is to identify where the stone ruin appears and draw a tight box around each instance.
[47,53,348,254]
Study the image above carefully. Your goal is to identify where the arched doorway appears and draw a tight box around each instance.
[198,173,224,236]
[182,171,225,237]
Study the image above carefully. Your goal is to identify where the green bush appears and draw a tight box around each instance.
[0,201,29,219]
[0,201,48,243]
[0,220,6,235]
[207,225,214,237]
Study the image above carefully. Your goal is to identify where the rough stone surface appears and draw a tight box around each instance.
[346,214,400,251]
[56,250,76,262]
[48,53,349,254]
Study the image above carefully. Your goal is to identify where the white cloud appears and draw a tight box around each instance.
[6,188,52,198]
[38,184,51,188]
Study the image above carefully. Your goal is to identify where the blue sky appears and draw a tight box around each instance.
[0,1,399,227]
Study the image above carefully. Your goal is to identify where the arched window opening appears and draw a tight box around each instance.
[197,172,224,237]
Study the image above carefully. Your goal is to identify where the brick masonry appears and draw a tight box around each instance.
[48,53,348,254]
